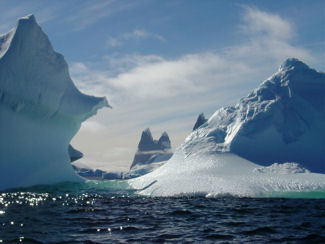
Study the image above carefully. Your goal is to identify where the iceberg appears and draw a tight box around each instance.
[74,128,173,180]
[192,113,208,131]
[129,59,325,196]
[130,151,325,197]
[185,58,325,172]
[130,128,173,169]
[0,15,109,190]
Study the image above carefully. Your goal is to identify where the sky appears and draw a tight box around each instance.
[1,0,325,171]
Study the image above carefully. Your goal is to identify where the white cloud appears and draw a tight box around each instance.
[242,6,294,41]
[73,7,313,104]
[71,53,255,107]
[107,37,120,47]
[106,29,165,47]
[233,6,313,64]
[132,29,165,41]
[106,53,251,99]
[70,62,88,74]
[80,120,107,132]
[104,54,164,71]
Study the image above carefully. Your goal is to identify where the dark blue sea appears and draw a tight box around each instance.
[1,181,325,243]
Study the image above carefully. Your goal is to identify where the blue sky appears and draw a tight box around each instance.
[1,0,325,170]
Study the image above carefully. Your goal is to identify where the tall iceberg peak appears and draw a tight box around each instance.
[279,58,310,71]
[0,14,109,121]
[158,131,171,149]
[186,58,325,173]
[138,128,171,151]
[138,128,155,151]
[0,15,109,190]
[130,128,173,169]
[16,14,37,30]
[193,113,208,131]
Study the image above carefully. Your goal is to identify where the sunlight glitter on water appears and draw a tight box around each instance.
[0,188,324,243]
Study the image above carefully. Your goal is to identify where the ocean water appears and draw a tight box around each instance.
[0,182,325,243]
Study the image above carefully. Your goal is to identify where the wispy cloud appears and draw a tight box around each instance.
[241,6,294,41]
[106,29,165,47]
[232,6,313,64]
[81,120,107,133]
[64,0,138,31]
[0,0,141,33]
[72,7,312,102]
[0,0,62,32]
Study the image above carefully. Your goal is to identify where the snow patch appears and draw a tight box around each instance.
[253,162,311,174]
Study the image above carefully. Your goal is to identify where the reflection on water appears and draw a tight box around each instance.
[0,182,324,242]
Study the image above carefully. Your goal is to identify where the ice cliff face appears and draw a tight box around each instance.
[185,58,325,173]
[0,15,109,190]
[193,113,208,131]
[130,128,173,169]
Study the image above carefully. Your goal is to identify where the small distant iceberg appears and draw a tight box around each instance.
[72,165,106,180]
[73,115,213,180]
[193,113,208,131]
[130,128,173,169]
[73,128,173,180]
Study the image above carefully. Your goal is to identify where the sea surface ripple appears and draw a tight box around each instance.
[0,182,324,243]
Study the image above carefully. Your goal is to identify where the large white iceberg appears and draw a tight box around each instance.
[0,15,109,190]
[130,59,325,196]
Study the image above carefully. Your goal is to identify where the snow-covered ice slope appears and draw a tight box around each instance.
[129,59,325,196]
[0,15,109,190]
[130,151,325,197]
[185,58,325,173]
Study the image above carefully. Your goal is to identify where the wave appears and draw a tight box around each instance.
[2,180,131,194]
